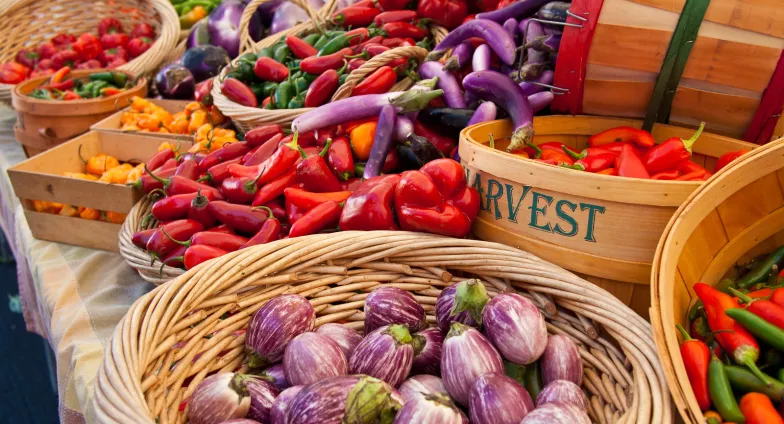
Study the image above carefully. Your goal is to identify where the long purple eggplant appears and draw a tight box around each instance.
[285,375,402,424]
[483,293,547,365]
[476,0,551,23]
[245,294,315,368]
[188,373,251,424]
[472,44,491,72]
[540,334,583,385]
[503,18,519,40]
[316,323,363,359]
[247,377,280,423]
[394,115,414,142]
[259,363,289,390]
[364,286,426,333]
[435,279,488,332]
[419,61,466,108]
[270,385,304,424]
[392,392,468,424]
[536,380,588,410]
[467,102,497,126]
[463,71,534,152]
[529,91,554,113]
[525,20,547,78]
[468,372,535,424]
[520,70,553,96]
[520,401,591,424]
[441,322,504,406]
[364,105,397,179]
[443,42,474,71]
[349,324,421,387]
[398,375,448,403]
[429,19,516,65]
[284,332,348,386]
[411,327,444,375]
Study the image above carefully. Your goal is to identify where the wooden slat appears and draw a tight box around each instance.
[676,210,729,285]
[716,173,784,238]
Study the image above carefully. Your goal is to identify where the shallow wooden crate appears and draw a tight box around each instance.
[90,99,192,141]
[459,115,757,318]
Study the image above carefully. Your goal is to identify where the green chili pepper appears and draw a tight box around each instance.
[313,35,329,50]
[174,3,187,14]
[274,81,294,110]
[249,82,265,99]
[90,71,126,87]
[273,44,291,63]
[238,52,257,65]
[779,368,784,383]
[287,95,304,109]
[691,316,714,345]
[339,73,348,85]
[303,33,321,46]
[90,81,110,98]
[738,246,784,289]
[288,60,301,71]
[726,308,784,351]
[294,77,309,95]
[227,62,255,81]
[688,300,704,322]
[724,365,784,402]
[290,70,302,80]
[523,361,543,401]
[79,81,97,98]
[261,81,278,98]
[257,47,273,59]
[318,33,352,56]
[29,88,52,100]
[708,354,744,423]
[302,72,317,83]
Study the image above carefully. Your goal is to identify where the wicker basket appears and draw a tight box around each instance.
[95,230,672,424]
[0,0,180,104]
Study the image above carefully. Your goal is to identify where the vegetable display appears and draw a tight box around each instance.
[26,68,133,101]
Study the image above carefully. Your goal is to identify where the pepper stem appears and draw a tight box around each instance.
[682,121,705,153]
[452,279,489,325]
[77,144,88,165]
[285,132,307,158]
[675,324,693,342]
[144,163,170,188]
[526,140,542,159]
[729,288,755,305]
[740,352,774,387]
[160,227,191,247]
[562,145,585,160]
[253,205,275,220]
[488,133,495,150]
[319,138,333,157]
[560,163,585,171]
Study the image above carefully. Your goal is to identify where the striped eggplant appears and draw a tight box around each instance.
[270,385,304,424]
[284,332,348,386]
[316,323,363,359]
[246,294,315,368]
[435,279,489,332]
[411,327,444,375]
[188,373,251,424]
[536,380,588,410]
[482,293,547,364]
[441,322,504,406]
[541,335,583,386]
[364,287,426,334]
[399,375,448,403]
[349,324,422,387]
[246,376,280,423]
[392,392,468,424]
[260,363,289,390]
[285,375,402,424]
[520,401,591,424]
[468,372,535,424]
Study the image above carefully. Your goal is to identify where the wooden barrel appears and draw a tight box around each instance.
[651,137,784,422]
[552,0,784,143]
[459,115,757,318]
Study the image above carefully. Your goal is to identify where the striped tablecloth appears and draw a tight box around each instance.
[0,105,155,424]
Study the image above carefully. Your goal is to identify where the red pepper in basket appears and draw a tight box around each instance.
[615,144,650,179]
[220,173,264,204]
[327,136,355,180]
[286,197,306,224]
[163,229,248,252]
[199,142,252,172]
[221,78,258,107]
[132,229,156,249]
[676,324,711,411]
[715,150,749,173]
[152,191,216,221]
[242,212,281,248]
[362,44,391,58]
[356,35,385,51]
[381,38,416,48]
[244,133,284,166]
[174,159,200,181]
[98,18,124,36]
[300,48,352,74]
[394,159,480,237]
[339,175,400,231]
[589,126,655,149]
[129,167,177,193]
[293,139,344,193]
[374,10,418,26]
[184,245,229,270]
[413,120,455,156]
[731,288,784,331]
[284,188,353,210]
[417,0,467,29]
[740,393,784,424]
[643,123,704,173]
[232,135,301,182]
[245,124,283,147]
[206,224,233,234]
[286,35,318,59]
[651,169,681,180]
[304,69,340,108]
[348,58,366,71]
[201,157,242,185]
[562,145,615,160]
[252,170,297,206]
[254,57,289,82]
[382,22,427,40]
[147,148,176,173]
[562,152,615,172]
[352,66,397,97]
[188,190,217,228]
[146,219,205,260]
[377,0,411,10]
[345,28,371,46]
[147,166,224,199]
[332,7,381,27]
[675,170,709,181]
[207,201,273,235]
[162,245,187,268]
[596,167,616,176]
[289,200,343,237]
[51,66,70,84]
[538,149,574,165]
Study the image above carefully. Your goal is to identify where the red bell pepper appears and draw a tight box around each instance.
[339,175,400,231]
[284,188,352,210]
[676,324,711,411]
[341,178,363,191]
[201,157,242,185]
[564,152,616,172]
[300,48,353,74]
[327,136,355,180]
[351,66,397,97]
[199,142,252,172]
[304,69,340,108]
[242,214,281,248]
[130,23,156,39]
[615,144,650,179]
[589,126,656,149]
[771,288,784,308]
[37,43,58,60]
[188,190,217,228]
[288,200,343,237]
[643,123,704,173]
[151,191,216,221]
[245,124,283,147]
[413,120,455,156]
[293,139,344,192]
[100,33,129,49]
[253,57,289,82]
[98,18,124,36]
[252,170,297,206]
[286,35,318,59]
[382,22,428,40]
[374,10,418,25]
[127,37,154,58]
[651,169,681,180]
[73,33,102,61]
[184,245,228,270]
[15,49,39,68]
[146,219,205,259]
[207,201,273,235]
[51,33,76,45]
[715,149,749,173]
[417,0,467,29]
[332,7,381,27]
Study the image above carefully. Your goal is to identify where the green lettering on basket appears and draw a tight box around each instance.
[553,199,578,237]
[472,172,487,211]
[528,191,553,233]
[505,184,531,224]
[580,203,606,243]
[485,179,504,219]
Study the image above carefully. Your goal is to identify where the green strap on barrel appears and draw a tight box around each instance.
[642,0,711,131]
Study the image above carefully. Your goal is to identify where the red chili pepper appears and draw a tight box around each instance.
[284,188,353,211]
[184,245,228,270]
[61,90,82,100]
[253,57,289,82]
[596,167,616,176]
[220,172,264,204]
[194,79,213,106]
[245,124,283,147]
[382,22,427,40]
[643,123,705,173]
[206,224,233,234]
[326,136,355,180]
[146,166,224,199]
[377,0,411,10]
[304,69,340,108]
[694,283,772,385]
[341,178,363,191]
[300,48,352,74]
[206,201,272,235]
[130,167,177,193]
[561,145,615,160]
[651,169,681,180]
[174,159,200,181]
[771,288,784,308]
[50,66,70,84]
[288,200,343,237]
[152,191,216,221]
[221,78,258,107]
[199,142,252,172]
[565,152,616,172]
[244,133,284,166]
[616,144,650,179]
[356,35,384,51]
[374,10,418,25]
[148,149,176,173]
[252,170,297,206]
[675,170,709,181]
[46,79,74,91]
[146,219,205,259]
[740,392,784,424]
[242,215,281,248]
[285,35,318,59]
[292,139,344,192]
[132,228,156,249]
[676,324,711,411]
[589,126,656,149]
[188,190,217,228]
[363,44,391,58]
[348,58,366,71]
[164,229,248,252]
[417,0,467,29]
[538,149,574,165]
[286,197,306,224]
[731,288,784,331]
[332,7,381,27]
[381,37,416,48]
[345,28,371,46]
[201,157,242,185]
[340,175,400,231]
[351,66,397,97]
[162,245,187,268]
[715,149,749,173]
[351,0,374,6]
[413,120,455,156]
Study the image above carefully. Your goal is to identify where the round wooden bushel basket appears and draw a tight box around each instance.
[651,138,784,423]
[459,115,757,318]
[95,231,671,424]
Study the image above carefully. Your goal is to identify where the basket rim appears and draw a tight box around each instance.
[11,69,147,106]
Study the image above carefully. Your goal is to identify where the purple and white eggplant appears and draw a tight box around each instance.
[529,91,554,113]
[398,375,448,403]
[536,380,588,410]
[429,19,516,65]
[419,61,467,109]
[270,385,304,424]
[364,105,397,179]
[246,376,280,423]
[520,401,591,424]
[468,372,535,424]
[463,71,534,152]
[364,286,426,334]
[260,363,289,390]
[441,322,504,406]
[467,102,498,126]
[411,327,444,375]
[316,323,363,359]
[476,0,551,23]
[482,293,547,364]
[540,334,583,386]
[349,324,422,387]
[435,279,488,333]
[472,44,491,72]
[245,294,315,368]
[188,373,251,424]
[392,392,468,424]
[443,42,474,71]
[284,332,348,386]
[285,375,402,424]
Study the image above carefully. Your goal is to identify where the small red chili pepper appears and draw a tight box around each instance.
[188,190,217,228]
[413,120,455,156]
[332,7,381,27]
[676,324,711,411]
[677,160,711,176]
[220,172,264,204]
[382,148,399,173]
[264,199,286,221]
[596,167,616,176]
[46,79,75,91]
[286,197,306,224]
[132,228,157,249]
[147,148,176,172]
[563,152,616,172]
[184,245,229,270]
[589,126,656,149]
[675,170,709,181]
[715,149,749,173]
[352,66,397,97]
[651,169,681,180]
[252,170,297,206]
[615,144,650,179]
[201,157,242,185]
[288,200,343,237]
[363,44,391,58]
[771,288,784,308]
[643,122,705,173]
[245,124,283,147]
[327,136,355,180]
[356,35,384,51]
[244,133,284,166]
[146,166,224,199]
[292,139,344,193]
[163,229,248,252]
[162,245,187,268]
[382,22,427,40]
[304,69,340,108]
[351,0,375,6]
[731,288,784,331]
[206,224,233,234]
[199,142,251,172]
[537,149,574,165]
[284,188,353,210]
[152,191,216,221]
[562,145,615,160]
[221,78,258,107]
[174,159,200,181]
[286,35,318,59]
[146,219,205,259]
[130,167,177,193]
[61,90,82,100]
[381,37,416,48]
[254,57,289,82]
[377,0,411,11]
[242,213,281,248]
[374,10,418,26]
[345,28,371,46]
[348,58,366,71]
[300,48,352,74]
[206,201,272,235]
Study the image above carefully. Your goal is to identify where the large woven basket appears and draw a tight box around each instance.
[94,230,672,424]
[0,0,180,104]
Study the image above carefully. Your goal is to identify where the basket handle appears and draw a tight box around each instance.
[38,127,57,140]
[332,46,428,101]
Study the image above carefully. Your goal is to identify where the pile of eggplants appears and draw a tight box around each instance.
[187,278,592,424]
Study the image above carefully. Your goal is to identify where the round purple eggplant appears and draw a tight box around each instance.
[399,375,448,403]
[411,327,443,375]
[284,332,348,386]
[270,385,303,424]
[316,323,363,359]
[441,322,504,406]
[246,376,280,423]
[468,372,534,424]
[245,294,315,368]
[260,363,289,390]
[392,392,468,424]
[520,401,591,424]
[188,372,251,424]
[541,334,583,386]
[435,279,488,332]
[482,293,547,365]
[364,286,426,334]
[349,324,422,388]
[536,380,588,410]
[285,375,402,424]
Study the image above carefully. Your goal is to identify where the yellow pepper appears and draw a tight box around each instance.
[188,141,208,154]
[185,101,203,115]
[32,200,63,214]
[126,163,145,183]
[58,205,79,217]
[120,111,139,125]
[170,116,190,134]
[154,110,173,128]
[84,153,121,176]
[102,211,127,224]
[99,163,134,183]
[121,124,141,132]
[157,141,178,152]
[137,114,162,131]
[64,172,99,181]
[131,96,149,112]
[195,123,214,141]
[188,110,208,134]
[79,207,101,220]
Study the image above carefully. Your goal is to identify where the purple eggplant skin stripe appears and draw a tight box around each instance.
[245,294,316,368]
[284,332,348,386]
[317,323,364,359]
[441,322,504,406]
[482,292,548,365]
[468,372,535,424]
[364,286,427,334]
[349,325,417,388]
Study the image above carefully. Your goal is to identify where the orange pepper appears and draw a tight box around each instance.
[131,96,149,112]
[157,141,178,152]
[703,411,721,424]
[58,204,79,217]
[740,393,784,424]
[188,141,208,154]
[185,101,203,115]
[170,116,190,134]
[126,163,145,183]
[51,66,70,84]
[158,127,170,133]
[121,124,141,131]
[120,111,138,125]
[101,87,123,97]
[100,163,134,183]
[84,153,121,176]
[154,110,173,128]
[345,117,377,133]
[64,172,99,181]
[208,106,225,126]
[208,136,233,151]
[79,207,101,220]
[195,123,214,142]
[32,200,62,214]
[349,121,377,161]
[172,111,186,120]
[102,211,127,224]
[188,110,208,134]
[138,114,162,131]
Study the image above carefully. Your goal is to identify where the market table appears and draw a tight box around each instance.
[0,105,156,424]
